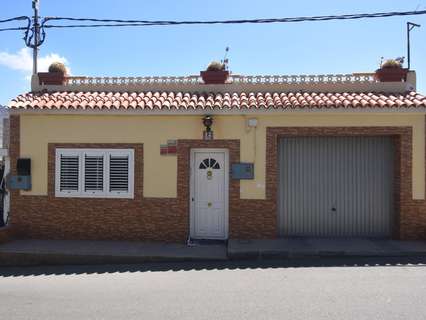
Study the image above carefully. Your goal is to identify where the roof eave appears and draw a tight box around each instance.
[9,107,426,115]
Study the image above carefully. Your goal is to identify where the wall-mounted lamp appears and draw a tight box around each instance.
[202,115,214,140]
[247,118,258,128]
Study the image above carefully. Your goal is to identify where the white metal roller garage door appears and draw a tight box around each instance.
[279,136,394,238]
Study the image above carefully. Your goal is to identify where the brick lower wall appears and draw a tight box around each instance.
[0,226,14,244]
[8,115,426,241]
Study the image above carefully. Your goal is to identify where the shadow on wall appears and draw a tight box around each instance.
[0,256,426,278]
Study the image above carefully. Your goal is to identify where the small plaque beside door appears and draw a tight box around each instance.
[160,140,177,156]
[231,163,254,180]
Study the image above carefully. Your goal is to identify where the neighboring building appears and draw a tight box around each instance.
[6,68,426,242]
[0,105,9,149]
[0,105,9,226]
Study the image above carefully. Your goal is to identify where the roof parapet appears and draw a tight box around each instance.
[31,71,417,94]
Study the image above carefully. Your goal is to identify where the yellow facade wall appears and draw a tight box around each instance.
[20,113,425,199]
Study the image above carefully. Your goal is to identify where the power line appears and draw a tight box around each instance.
[0,27,28,32]
[43,23,160,29]
[0,16,29,24]
[1,10,426,32]
[0,16,31,32]
[0,9,425,46]
[0,16,40,49]
[41,10,426,29]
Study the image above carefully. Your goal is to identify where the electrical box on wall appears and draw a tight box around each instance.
[9,158,32,190]
[231,163,254,180]
[17,158,31,176]
[8,176,32,190]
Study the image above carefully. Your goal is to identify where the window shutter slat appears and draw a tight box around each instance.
[84,155,104,191]
[109,156,129,192]
[60,155,79,191]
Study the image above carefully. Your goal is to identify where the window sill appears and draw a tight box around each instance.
[55,193,134,199]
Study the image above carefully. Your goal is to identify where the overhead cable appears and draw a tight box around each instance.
[0,16,30,32]
[41,10,426,29]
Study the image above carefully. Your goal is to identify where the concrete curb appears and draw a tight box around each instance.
[226,251,426,260]
[227,239,426,260]
[0,239,228,267]
[2,238,426,267]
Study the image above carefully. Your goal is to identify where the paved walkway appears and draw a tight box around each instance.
[228,238,426,259]
[2,238,426,266]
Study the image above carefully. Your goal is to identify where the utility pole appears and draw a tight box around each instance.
[407,22,420,70]
[32,0,40,75]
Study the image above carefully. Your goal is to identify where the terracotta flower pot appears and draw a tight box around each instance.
[200,70,229,84]
[38,72,66,85]
[374,68,408,82]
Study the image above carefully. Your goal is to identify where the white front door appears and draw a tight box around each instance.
[190,149,229,240]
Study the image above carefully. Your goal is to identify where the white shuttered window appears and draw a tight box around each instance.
[59,153,79,193]
[55,149,134,198]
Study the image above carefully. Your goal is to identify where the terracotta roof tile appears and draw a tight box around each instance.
[9,91,426,111]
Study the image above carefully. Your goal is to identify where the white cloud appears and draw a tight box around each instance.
[0,48,32,73]
[0,48,71,78]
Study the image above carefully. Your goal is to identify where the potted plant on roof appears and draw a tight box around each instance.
[38,62,68,85]
[200,61,229,84]
[374,57,408,82]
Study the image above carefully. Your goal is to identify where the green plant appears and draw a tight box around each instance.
[206,61,225,71]
[48,62,68,74]
[381,58,403,69]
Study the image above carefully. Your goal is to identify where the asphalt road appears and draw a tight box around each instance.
[1,257,426,320]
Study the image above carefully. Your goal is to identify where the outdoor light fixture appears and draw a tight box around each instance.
[203,115,213,131]
[202,115,214,140]
[247,118,258,128]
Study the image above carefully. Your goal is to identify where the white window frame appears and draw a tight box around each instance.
[55,148,134,199]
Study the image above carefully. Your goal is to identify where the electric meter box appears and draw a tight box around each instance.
[231,163,254,180]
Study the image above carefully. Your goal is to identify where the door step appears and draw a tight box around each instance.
[187,238,227,247]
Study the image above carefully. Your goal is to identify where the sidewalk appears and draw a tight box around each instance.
[228,238,426,259]
[0,239,227,266]
[2,238,426,266]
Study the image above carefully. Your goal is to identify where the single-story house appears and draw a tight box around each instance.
[5,65,426,242]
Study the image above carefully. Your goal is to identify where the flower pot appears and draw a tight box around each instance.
[374,68,408,82]
[38,72,66,85]
[200,70,229,84]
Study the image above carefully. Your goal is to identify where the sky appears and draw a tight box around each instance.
[0,0,425,105]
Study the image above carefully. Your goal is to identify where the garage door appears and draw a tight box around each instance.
[279,136,394,238]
